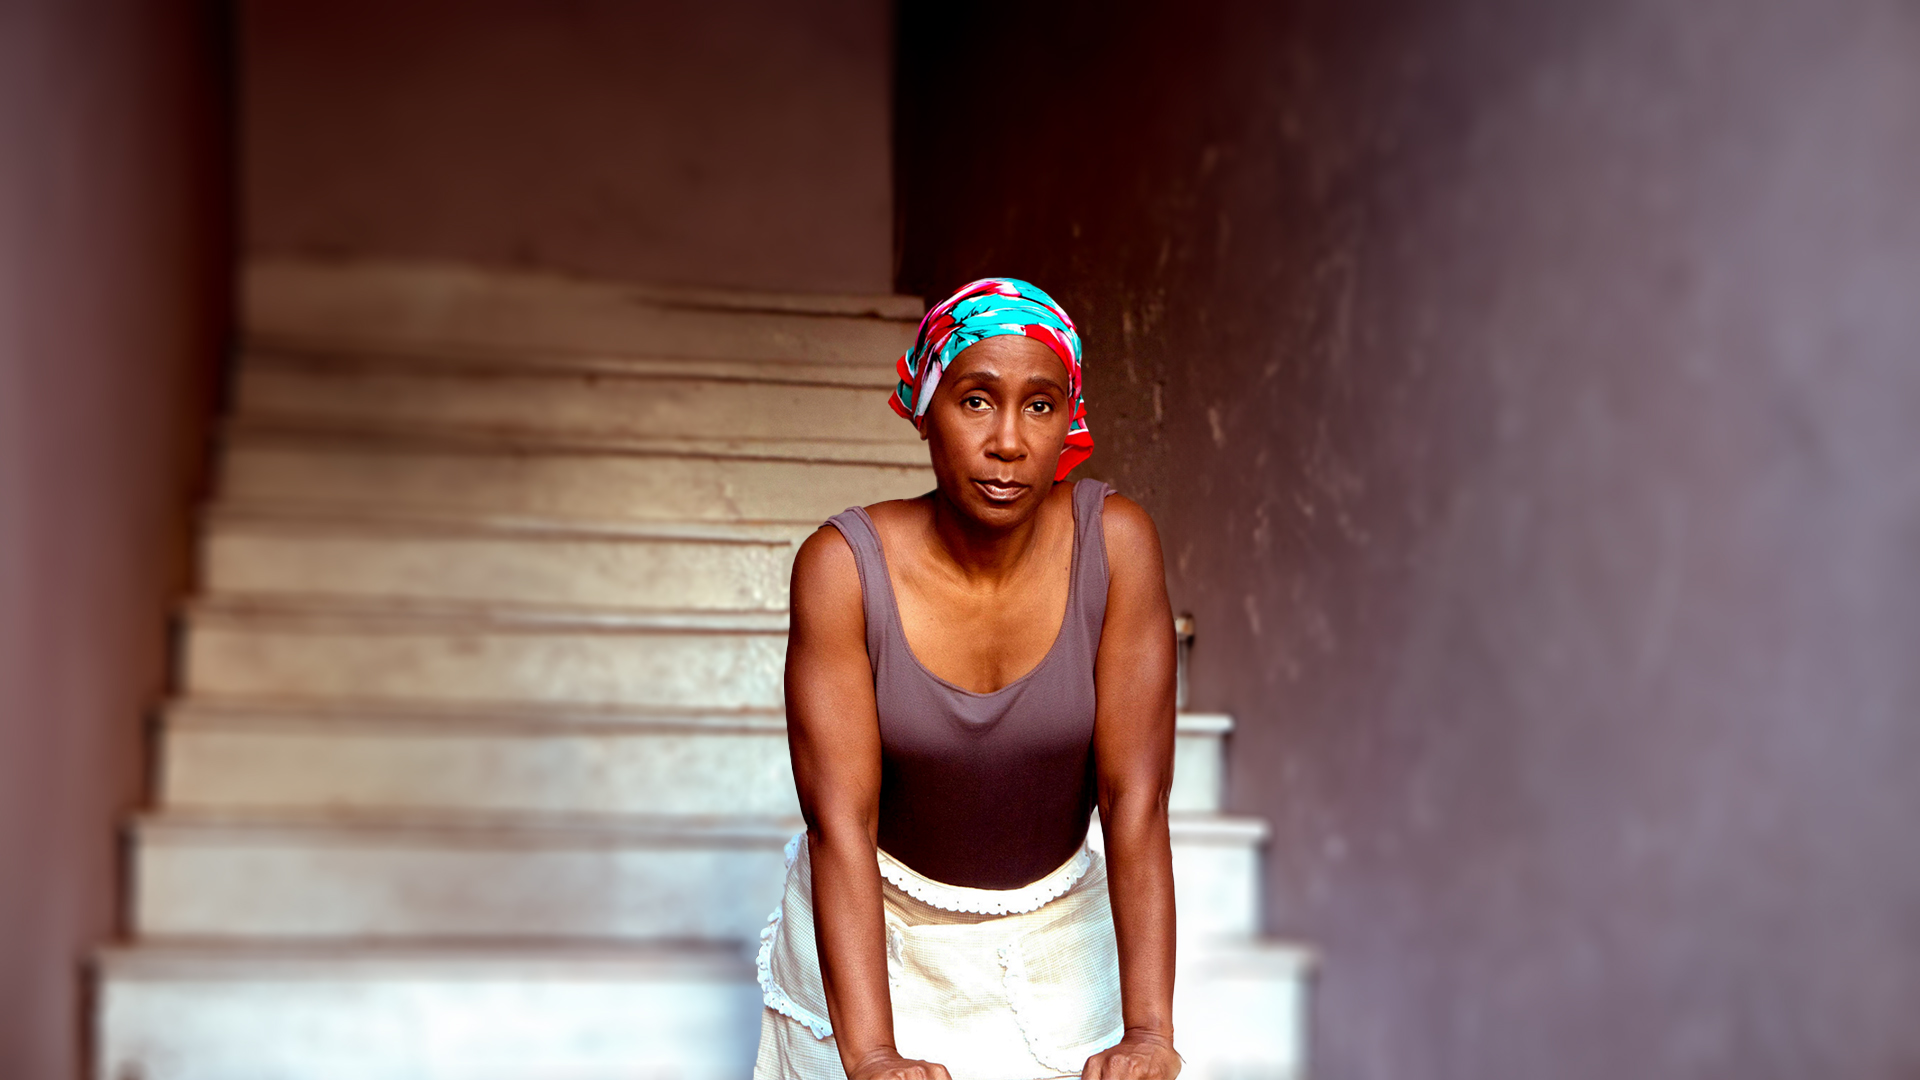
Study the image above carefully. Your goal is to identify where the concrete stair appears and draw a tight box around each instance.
[245,258,924,365]
[236,349,919,445]
[219,427,935,524]
[96,941,1307,1080]
[180,598,790,709]
[133,810,1265,943]
[97,943,767,1080]
[201,506,805,611]
[156,702,1230,817]
[96,259,1311,1080]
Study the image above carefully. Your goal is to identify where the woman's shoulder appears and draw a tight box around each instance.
[1094,489,1163,579]
[791,523,864,629]
[1095,488,1154,531]
[791,496,927,610]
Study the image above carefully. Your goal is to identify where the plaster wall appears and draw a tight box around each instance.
[0,2,227,1075]
[898,1,1920,1076]
[241,0,894,294]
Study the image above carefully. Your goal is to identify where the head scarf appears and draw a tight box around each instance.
[889,278,1092,481]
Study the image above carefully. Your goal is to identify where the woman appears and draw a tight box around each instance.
[756,279,1181,1080]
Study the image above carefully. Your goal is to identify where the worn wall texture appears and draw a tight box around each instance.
[242,0,894,294]
[898,1,1920,1076]
[0,1,228,1075]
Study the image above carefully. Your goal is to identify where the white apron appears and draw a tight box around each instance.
[754,833,1124,1080]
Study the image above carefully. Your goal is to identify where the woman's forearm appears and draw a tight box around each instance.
[807,822,899,1073]
[1101,790,1178,1038]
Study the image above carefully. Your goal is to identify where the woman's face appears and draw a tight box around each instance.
[921,334,1074,528]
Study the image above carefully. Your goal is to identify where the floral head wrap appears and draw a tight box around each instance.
[889,277,1092,481]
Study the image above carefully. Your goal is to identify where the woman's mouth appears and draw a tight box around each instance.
[973,478,1029,503]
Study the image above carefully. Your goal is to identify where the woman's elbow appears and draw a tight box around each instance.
[1100,773,1173,829]
[800,799,878,854]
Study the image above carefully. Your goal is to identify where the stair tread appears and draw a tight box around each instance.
[1183,940,1318,975]
[164,697,1232,735]
[225,416,931,467]
[248,257,926,327]
[217,433,936,528]
[206,502,821,543]
[100,937,1307,978]
[246,260,922,368]
[137,808,804,845]
[185,595,791,632]
[139,807,1266,844]
[165,698,790,732]
[244,345,907,388]
[99,938,755,979]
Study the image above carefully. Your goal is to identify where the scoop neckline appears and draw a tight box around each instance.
[855,484,1082,700]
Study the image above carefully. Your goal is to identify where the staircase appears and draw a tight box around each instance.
[95,260,1310,1080]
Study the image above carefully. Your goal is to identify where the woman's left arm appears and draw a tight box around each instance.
[1085,494,1182,1080]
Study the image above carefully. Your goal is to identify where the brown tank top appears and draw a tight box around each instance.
[825,479,1113,890]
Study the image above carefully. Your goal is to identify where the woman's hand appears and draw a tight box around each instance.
[846,1047,953,1080]
[1081,1029,1181,1079]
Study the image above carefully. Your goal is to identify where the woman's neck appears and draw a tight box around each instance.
[925,483,1059,583]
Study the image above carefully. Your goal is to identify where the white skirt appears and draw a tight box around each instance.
[754,833,1124,1080]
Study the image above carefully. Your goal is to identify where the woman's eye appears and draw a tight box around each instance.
[963,395,991,410]
[1027,400,1054,414]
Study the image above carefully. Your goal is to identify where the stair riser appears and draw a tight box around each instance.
[97,953,1302,1080]
[1173,960,1309,1080]
[98,970,762,1080]
[204,528,795,611]
[249,263,920,366]
[183,622,786,710]
[238,363,917,445]
[1168,841,1263,941]
[163,728,805,818]
[134,828,1260,942]
[221,442,935,524]
[136,838,791,941]
[159,727,1224,816]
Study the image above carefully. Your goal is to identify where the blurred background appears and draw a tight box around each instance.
[3,0,1918,1077]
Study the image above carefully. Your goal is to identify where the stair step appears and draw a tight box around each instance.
[95,939,1307,1080]
[156,702,1230,817]
[1090,814,1269,941]
[160,701,802,819]
[251,348,908,389]
[132,811,796,942]
[132,812,1267,942]
[230,416,933,469]
[247,259,922,367]
[180,598,787,710]
[217,429,936,525]
[96,941,764,1080]
[206,502,819,544]
[1175,943,1315,1080]
[201,506,802,612]
[235,350,921,447]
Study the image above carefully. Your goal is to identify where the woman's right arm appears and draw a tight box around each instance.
[785,526,950,1080]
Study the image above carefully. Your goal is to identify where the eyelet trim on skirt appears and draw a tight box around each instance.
[876,843,1092,916]
[757,835,833,1039]
[999,939,1116,1074]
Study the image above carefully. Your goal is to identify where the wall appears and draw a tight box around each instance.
[0,1,228,1075]
[898,1,1920,1077]
[242,0,893,295]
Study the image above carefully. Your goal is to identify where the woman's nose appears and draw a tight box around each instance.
[987,411,1024,460]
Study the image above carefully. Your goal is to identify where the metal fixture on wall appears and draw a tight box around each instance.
[1174,613,1195,711]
